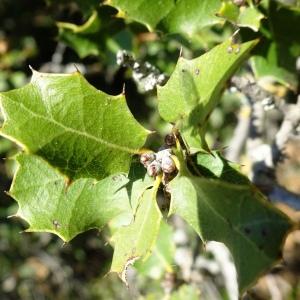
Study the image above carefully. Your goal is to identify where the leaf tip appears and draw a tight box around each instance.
[7,213,20,219]
[122,83,126,95]
[115,9,126,19]
[73,64,81,74]
[4,190,11,197]
[179,46,183,58]
[28,65,36,73]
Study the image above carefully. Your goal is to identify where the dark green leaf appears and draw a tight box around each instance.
[169,151,292,292]
[251,2,300,90]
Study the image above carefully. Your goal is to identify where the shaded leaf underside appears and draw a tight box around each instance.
[169,159,291,291]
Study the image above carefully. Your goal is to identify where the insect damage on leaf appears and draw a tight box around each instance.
[120,256,140,286]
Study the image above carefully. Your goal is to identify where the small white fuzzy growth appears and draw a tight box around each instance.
[161,156,176,174]
[147,160,162,177]
[155,149,172,162]
[140,152,155,167]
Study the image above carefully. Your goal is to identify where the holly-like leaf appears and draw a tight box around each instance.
[217,1,264,32]
[9,154,133,242]
[169,154,292,292]
[159,0,222,36]
[237,6,264,32]
[251,2,300,90]
[107,0,222,35]
[110,178,162,284]
[157,39,258,152]
[57,10,102,58]
[0,70,150,180]
[57,8,130,59]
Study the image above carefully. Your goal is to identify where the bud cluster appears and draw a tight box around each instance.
[140,148,176,177]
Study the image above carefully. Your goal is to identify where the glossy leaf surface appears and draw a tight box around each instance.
[157,39,257,152]
[0,70,149,180]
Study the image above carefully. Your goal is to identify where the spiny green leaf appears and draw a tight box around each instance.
[0,70,150,180]
[251,1,300,90]
[110,179,162,284]
[157,39,258,152]
[57,8,130,59]
[9,154,133,242]
[237,6,264,32]
[217,1,264,32]
[107,0,222,35]
[57,11,102,58]
[159,0,222,36]
[169,151,292,292]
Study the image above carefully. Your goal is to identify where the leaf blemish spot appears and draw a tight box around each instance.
[195,68,200,75]
[121,256,139,286]
[227,46,233,54]
[53,220,61,230]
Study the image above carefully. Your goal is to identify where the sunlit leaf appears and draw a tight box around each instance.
[10,154,133,242]
[0,70,150,180]
[157,39,257,152]
[110,178,162,284]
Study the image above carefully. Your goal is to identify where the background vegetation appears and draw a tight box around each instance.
[0,0,300,299]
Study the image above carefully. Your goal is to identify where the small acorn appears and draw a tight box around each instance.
[161,156,176,174]
[147,160,162,177]
[140,152,155,167]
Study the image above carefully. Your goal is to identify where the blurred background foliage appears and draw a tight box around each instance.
[0,0,299,299]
